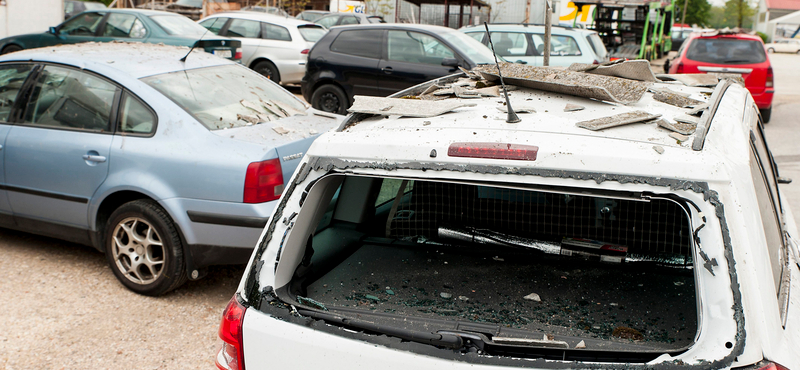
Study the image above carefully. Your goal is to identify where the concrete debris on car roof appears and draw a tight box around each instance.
[497,103,536,114]
[348,96,477,118]
[576,111,661,131]
[566,59,657,82]
[657,118,697,135]
[473,62,650,105]
[670,132,690,143]
[655,73,721,87]
[686,104,710,116]
[564,103,585,112]
[650,87,706,108]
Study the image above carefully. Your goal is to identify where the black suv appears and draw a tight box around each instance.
[301,24,498,114]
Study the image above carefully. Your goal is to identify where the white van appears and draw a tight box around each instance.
[215,63,800,370]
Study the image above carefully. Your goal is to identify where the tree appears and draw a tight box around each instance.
[724,0,756,28]
[677,0,712,27]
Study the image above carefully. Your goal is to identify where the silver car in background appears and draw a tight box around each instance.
[199,12,327,84]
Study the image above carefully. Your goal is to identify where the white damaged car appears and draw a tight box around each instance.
[215,63,800,370]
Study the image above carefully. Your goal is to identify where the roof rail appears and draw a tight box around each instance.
[692,79,734,151]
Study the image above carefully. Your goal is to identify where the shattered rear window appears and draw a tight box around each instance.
[142,65,306,130]
[277,175,699,358]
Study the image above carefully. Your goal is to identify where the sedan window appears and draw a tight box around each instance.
[315,15,339,29]
[0,64,35,122]
[339,16,359,25]
[118,92,156,135]
[103,13,146,38]
[298,25,326,42]
[330,29,382,59]
[60,12,105,36]
[142,65,306,131]
[227,19,261,38]
[531,34,582,56]
[22,65,118,132]
[489,32,530,57]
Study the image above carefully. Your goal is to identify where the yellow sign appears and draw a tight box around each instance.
[559,2,595,24]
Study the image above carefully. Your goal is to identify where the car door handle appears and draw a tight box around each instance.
[82,154,107,163]
[381,66,393,75]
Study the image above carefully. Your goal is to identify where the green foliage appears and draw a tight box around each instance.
[724,0,756,28]
[676,0,712,27]
[757,31,768,42]
[81,0,113,5]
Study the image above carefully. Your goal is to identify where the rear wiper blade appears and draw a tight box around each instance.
[296,308,464,349]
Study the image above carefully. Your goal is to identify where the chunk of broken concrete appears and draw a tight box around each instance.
[674,114,700,125]
[651,88,705,108]
[496,104,536,113]
[272,126,290,135]
[523,293,542,302]
[348,96,477,118]
[440,292,453,299]
[576,111,661,131]
[575,340,586,349]
[653,145,665,154]
[669,132,690,142]
[564,103,584,112]
[657,118,696,135]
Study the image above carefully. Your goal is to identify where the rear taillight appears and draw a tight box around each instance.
[234,48,243,60]
[215,295,246,370]
[592,59,600,64]
[300,49,310,55]
[448,142,539,161]
[243,158,284,203]
[766,66,774,88]
[675,62,685,74]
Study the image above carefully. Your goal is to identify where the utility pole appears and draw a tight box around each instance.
[544,0,551,66]
[681,0,688,25]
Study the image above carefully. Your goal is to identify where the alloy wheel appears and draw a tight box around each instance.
[111,217,165,285]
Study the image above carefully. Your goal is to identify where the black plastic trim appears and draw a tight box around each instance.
[0,184,88,203]
[187,210,269,228]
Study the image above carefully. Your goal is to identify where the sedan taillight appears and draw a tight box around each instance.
[766,66,774,88]
[215,295,246,370]
[675,62,685,74]
[234,48,243,60]
[301,49,310,55]
[243,158,284,203]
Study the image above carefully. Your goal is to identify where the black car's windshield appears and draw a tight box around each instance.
[686,38,766,64]
[439,29,502,64]
[142,65,307,130]
[150,14,208,36]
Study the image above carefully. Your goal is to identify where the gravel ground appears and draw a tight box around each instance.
[0,228,244,370]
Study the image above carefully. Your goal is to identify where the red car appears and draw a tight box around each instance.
[668,32,774,122]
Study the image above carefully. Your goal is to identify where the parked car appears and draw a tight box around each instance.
[0,9,242,62]
[241,5,290,17]
[296,10,331,22]
[765,38,800,54]
[667,31,774,122]
[217,65,800,370]
[199,12,326,84]
[461,23,609,66]
[64,0,107,20]
[313,12,385,29]
[164,0,229,20]
[0,42,340,296]
[669,24,695,51]
[301,24,498,114]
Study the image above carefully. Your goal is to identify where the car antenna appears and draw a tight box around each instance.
[181,26,213,62]
[484,22,520,124]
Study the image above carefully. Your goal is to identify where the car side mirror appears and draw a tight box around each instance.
[778,177,793,184]
[49,26,59,35]
[441,58,459,67]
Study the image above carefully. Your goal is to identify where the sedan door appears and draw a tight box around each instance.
[4,65,118,229]
[377,30,459,95]
[55,11,107,44]
[0,63,36,227]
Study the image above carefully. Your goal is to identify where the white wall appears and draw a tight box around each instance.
[0,0,64,39]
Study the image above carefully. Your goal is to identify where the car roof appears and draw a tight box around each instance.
[97,8,179,16]
[0,41,231,79]
[461,23,594,35]
[688,31,764,42]
[328,23,459,33]
[207,11,318,26]
[320,74,752,183]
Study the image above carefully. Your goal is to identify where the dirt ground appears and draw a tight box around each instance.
[0,228,244,370]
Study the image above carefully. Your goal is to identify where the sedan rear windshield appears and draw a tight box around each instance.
[150,14,208,36]
[142,65,306,130]
[686,38,766,64]
[298,25,327,42]
[271,175,699,360]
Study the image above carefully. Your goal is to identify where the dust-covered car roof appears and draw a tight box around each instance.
[0,41,232,79]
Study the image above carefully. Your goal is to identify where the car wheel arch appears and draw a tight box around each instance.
[1,43,23,54]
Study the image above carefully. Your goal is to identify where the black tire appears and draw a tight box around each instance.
[1,44,22,55]
[311,84,348,115]
[760,106,772,123]
[253,60,281,84]
[104,200,187,296]
[768,48,775,53]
